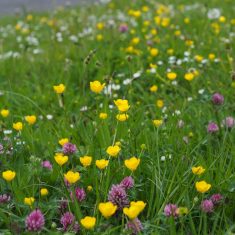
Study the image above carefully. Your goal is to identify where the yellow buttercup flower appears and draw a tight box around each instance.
[96,159,109,170]
[80,156,92,167]
[114,99,130,112]
[24,197,35,206]
[167,72,177,80]
[59,138,69,146]
[150,48,159,57]
[130,201,146,212]
[54,153,68,166]
[174,30,181,36]
[219,16,226,23]
[87,185,93,191]
[64,171,80,184]
[123,204,143,220]
[124,157,140,171]
[116,114,129,122]
[151,28,157,35]
[131,10,141,18]
[150,85,158,92]
[98,202,117,218]
[80,216,96,229]
[208,53,215,60]
[184,72,195,81]
[96,34,103,41]
[156,99,164,108]
[142,6,149,12]
[161,18,170,27]
[153,119,163,127]
[25,115,37,125]
[1,109,9,117]
[167,49,174,55]
[96,22,104,30]
[106,145,121,157]
[40,188,48,196]
[26,14,33,21]
[99,113,108,120]
[194,55,203,63]
[15,23,21,31]
[13,122,23,131]
[195,181,211,193]
[90,81,105,93]
[53,84,66,94]
[185,40,194,46]
[2,170,16,182]
[192,166,205,175]
[131,37,140,45]
[184,18,190,24]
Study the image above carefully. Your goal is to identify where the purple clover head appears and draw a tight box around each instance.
[108,184,129,210]
[222,117,235,129]
[41,160,52,170]
[212,93,224,105]
[201,199,214,213]
[25,209,45,232]
[119,23,128,33]
[62,142,77,155]
[120,176,134,190]
[60,212,80,232]
[0,194,11,204]
[164,204,179,218]
[210,194,223,205]
[207,122,219,133]
[70,187,86,202]
[126,218,143,234]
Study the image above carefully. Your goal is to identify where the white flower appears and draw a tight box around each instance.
[69,35,78,43]
[202,59,208,64]
[123,79,132,85]
[198,89,205,94]
[207,8,221,19]
[46,114,53,120]
[111,84,121,90]
[80,106,88,111]
[26,36,39,46]
[162,107,167,113]
[176,59,182,65]
[133,71,142,78]
[3,130,12,135]
[33,49,43,54]
[161,156,166,161]
[175,110,181,115]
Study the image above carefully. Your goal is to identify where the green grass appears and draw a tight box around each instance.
[0,0,235,234]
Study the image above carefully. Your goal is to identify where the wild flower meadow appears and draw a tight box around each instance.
[0,0,235,234]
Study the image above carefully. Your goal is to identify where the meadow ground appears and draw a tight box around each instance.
[0,0,235,234]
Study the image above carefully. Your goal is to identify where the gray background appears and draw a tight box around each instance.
[0,0,93,15]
